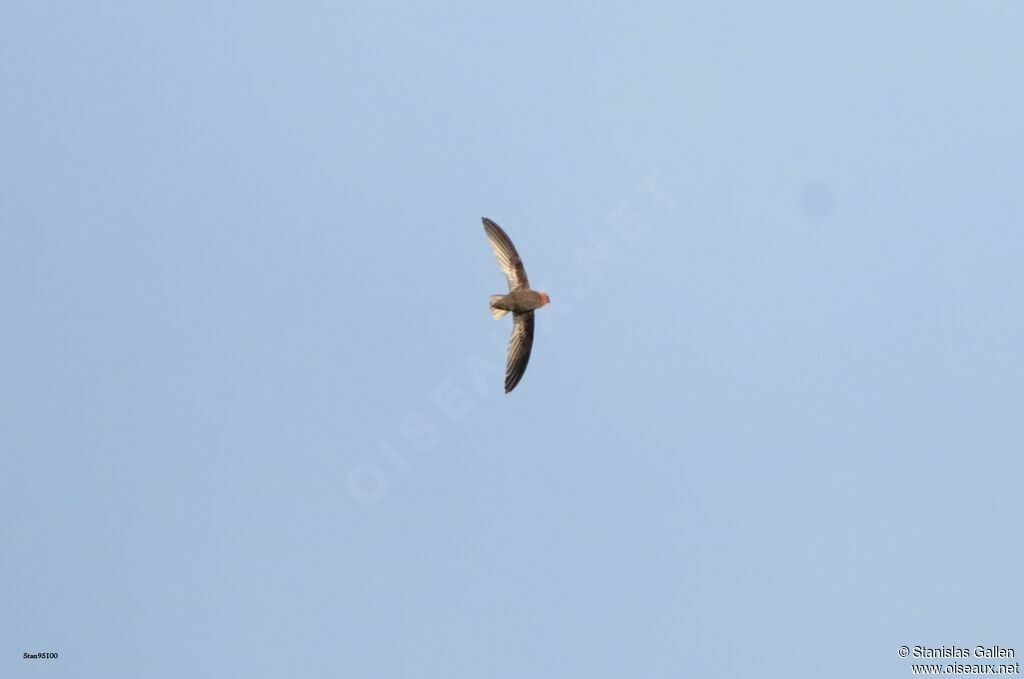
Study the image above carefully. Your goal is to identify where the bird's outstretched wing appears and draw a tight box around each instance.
[505,311,535,393]
[483,217,530,291]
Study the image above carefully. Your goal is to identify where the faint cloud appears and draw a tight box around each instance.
[348,463,388,504]
[799,182,835,221]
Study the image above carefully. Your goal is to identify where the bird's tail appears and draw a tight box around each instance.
[489,295,509,319]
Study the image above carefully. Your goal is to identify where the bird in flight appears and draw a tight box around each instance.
[482,217,551,393]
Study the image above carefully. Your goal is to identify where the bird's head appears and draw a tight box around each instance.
[538,291,550,306]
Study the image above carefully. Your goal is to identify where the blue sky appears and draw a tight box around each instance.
[2,2,1023,677]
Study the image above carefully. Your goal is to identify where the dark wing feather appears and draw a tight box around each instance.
[505,311,535,393]
[483,217,530,291]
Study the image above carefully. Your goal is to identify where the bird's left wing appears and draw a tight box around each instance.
[483,217,530,291]
[505,311,535,393]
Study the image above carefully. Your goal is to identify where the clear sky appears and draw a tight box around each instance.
[2,2,1023,677]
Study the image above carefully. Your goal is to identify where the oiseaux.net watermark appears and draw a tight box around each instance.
[347,171,675,504]
[900,645,1018,675]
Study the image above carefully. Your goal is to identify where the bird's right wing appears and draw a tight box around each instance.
[505,311,535,393]
[483,217,530,291]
